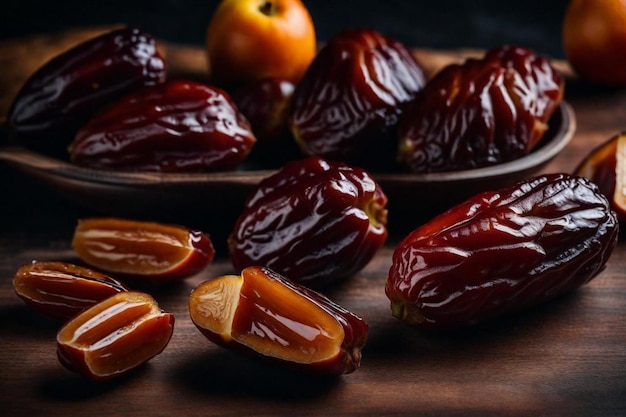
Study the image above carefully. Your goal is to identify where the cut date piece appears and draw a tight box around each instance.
[8,27,166,150]
[228,156,388,288]
[386,174,618,329]
[575,132,626,224]
[289,28,426,169]
[398,46,565,173]
[72,217,215,282]
[69,80,256,172]
[189,266,368,375]
[13,261,129,321]
[57,291,174,380]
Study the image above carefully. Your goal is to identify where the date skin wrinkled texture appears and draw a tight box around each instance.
[289,28,426,170]
[8,27,166,148]
[228,157,388,288]
[69,80,256,172]
[386,174,618,329]
[398,46,564,173]
[189,267,369,375]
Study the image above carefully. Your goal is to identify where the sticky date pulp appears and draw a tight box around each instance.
[386,174,618,329]
[189,266,368,375]
[397,46,564,173]
[69,80,256,172]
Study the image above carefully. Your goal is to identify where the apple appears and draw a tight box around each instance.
[206,0,316,89]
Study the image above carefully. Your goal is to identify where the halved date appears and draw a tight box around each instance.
[397,46,564,173]
[57,291,174,380]
[72,217,215,282]
[69,80,256,172]
[13,261,128,321]
[8,27,166,149]
[386,174,618,329]
[189,266,368,375]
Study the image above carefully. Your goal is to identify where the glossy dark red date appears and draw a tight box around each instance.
[386,173,618,329]
[69,80,256,172]
[397,46,565,173]
[289,28,426,169]
[8,27,166,150]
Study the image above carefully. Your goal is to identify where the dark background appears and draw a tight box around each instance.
[2,0,571,59]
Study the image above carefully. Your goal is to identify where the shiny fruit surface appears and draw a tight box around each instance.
[206,0,316,89]
[189,266,368,375]
[563,0,626,85]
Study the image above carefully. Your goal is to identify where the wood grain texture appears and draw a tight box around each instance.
[1,28,626,417]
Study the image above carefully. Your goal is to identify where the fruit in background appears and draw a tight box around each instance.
[8,27,166,152]
[289,28,426,170]
[397,46,564,173]
[386,174,618,329]
[206,0,316,89]
[228,157,388,288]
[189,266,368,375]
[57,291,174,380]
[69,80,256,172]
[232,77,300,167]
[72,217,215,283]
[575,132,626,222]
[563,0,626,85]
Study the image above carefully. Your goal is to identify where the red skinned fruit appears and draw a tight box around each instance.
[289,28,426,169]
[189,266,368,375]
[228,156,388,288]
[8,27,166,150]
[386,174,618,329]
[72,217,215,282]
[69,80,256,172]
[57,291,174,380]
[398,46,564,173]
[13,261,129,321]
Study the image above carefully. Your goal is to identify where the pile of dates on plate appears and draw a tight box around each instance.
[8,26,620,380]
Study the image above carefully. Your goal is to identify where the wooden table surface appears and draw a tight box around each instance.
[1,28,626,417]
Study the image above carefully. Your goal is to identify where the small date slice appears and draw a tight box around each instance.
[398,46,564,173]
[72,217,215,282]
[228,156,388,288]
[189,266,368,375]
[386,174,618,329]
[57,291,174,380]
[8,27,166,149]
[69,80,256,172]
[574,132,626,223]
[13,261,128,321]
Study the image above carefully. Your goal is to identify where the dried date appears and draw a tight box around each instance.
[385,174,618,329]
[397,46,565,173]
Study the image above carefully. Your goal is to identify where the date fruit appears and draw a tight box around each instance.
[228,157,388,287]
[13,261,128,321]
[189,266,368,375]
[69,80,256,172]
[8,27,166,147]
[574,132,626,223]
[397,46,565,173]
[386,174,618,329]
[289,28,426,169]
[72,217,215,282]
[57,291,174,380]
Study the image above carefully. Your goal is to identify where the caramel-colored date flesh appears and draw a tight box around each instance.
[72,217,215,282]
[69,80,256,172]
[13,261,128,321]
[398,46,564,173]
[57,291,174,380]
[386,174,618,329]
[189,266,368,375]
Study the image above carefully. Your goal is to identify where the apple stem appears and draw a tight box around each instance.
[259,1,278,16]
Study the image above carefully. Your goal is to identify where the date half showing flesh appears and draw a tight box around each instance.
[398,46,565,173]
[386,173,618,329]
[189,266,368,375]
